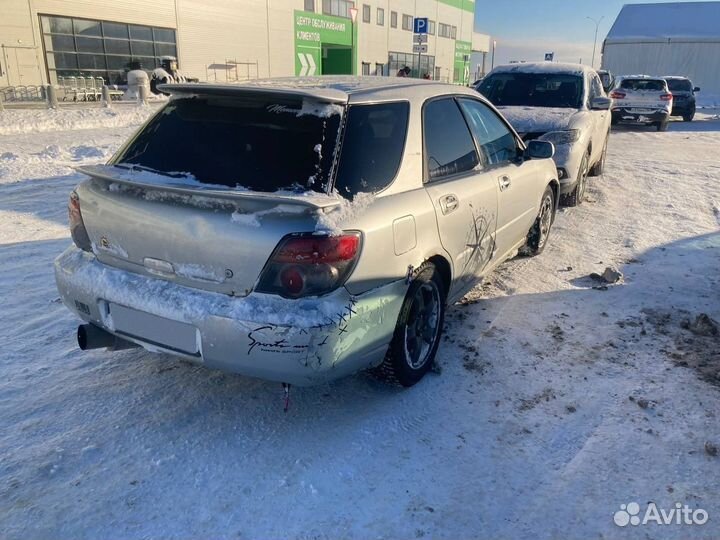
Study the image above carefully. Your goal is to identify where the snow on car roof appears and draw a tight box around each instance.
[162,76,479,104]
[488,62,592,76]
[617,74,666,82]
[606,2,720,43]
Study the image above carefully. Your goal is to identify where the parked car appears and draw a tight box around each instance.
[597,69,615,93]
[55,78,559,387]
[664,76,700,121]
[609,76,673,131]
[475,63,612,206]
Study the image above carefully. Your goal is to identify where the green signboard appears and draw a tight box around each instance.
[454,40,472,84]
[294,11,355,76]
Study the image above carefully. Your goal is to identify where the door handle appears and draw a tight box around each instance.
[439,194,459,215]
[498,175,511,191]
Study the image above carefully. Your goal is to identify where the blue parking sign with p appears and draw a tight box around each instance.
[414,18,428,34]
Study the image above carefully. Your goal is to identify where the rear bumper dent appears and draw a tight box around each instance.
[54,246,405,385]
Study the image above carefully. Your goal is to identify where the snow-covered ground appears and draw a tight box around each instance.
[1,106,719,540]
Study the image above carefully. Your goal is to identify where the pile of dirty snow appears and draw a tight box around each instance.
[0,105,159,135]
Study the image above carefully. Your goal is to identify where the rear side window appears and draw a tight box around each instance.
[620,79,666,91]
[667,79,692,92]
[334,102,409,196]
[458,99,518,166]
[112,96,342,192]
[423,98,479,181]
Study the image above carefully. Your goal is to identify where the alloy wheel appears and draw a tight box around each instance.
[403,281,441,370]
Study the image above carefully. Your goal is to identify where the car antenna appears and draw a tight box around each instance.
[282,383,291,412]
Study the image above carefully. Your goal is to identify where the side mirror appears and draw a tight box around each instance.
[693,87,701,93]
[591,96,612,110]
[525,140,554,160]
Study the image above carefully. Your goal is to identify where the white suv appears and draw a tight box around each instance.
[476,63,612,207]
[610,76,673,131]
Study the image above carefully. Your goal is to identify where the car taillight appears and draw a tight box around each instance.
[609,91,626,99]
[660,93,673,101]
[256,232,362,298]
[68,190,92,252]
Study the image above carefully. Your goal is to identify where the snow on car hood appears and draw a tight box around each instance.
[496,106,578,134]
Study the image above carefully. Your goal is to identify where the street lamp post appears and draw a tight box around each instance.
[491,40,497,70]
[586,16,604,68]
[349,6,358,75]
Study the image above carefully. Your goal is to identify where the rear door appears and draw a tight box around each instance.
[456,97,539,260]
[422,97,498,297]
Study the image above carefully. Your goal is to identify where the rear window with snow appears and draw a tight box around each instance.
[112,96,343,193]
[619,79,666,91]
[666,79,692,92]
[478,72,584,108]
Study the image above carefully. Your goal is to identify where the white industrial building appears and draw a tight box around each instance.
[602,1,720,100]
[0,0,490,89]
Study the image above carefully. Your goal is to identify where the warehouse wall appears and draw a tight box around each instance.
[602,41,720,101]
[1,0,477,87]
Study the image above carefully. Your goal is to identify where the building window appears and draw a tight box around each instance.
[361,62,370,75]
[362,4,371,23]
[438,23,451,38]
[322,0,353,18]
[377,8,385,26]
[375,62,384,76]
[40,14,176,85]
[402,14,413,31]
[390,11,398,28]
[428,20,436,35]
[304,0,315,12]
[388,51,435,79]
[451,25,457,39]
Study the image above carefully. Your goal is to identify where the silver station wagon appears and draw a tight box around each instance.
[55,77,559,387]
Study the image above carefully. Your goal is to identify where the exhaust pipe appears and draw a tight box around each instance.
[77,324,139,351]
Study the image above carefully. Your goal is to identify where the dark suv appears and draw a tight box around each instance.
[664,76,700,122]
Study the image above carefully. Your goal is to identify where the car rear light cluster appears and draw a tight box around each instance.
[660,93,673,101]
[609,91,626,99]
[256,232,362,298]
[68,190,92,252]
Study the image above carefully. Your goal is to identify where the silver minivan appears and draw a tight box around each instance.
[55,77,559,387]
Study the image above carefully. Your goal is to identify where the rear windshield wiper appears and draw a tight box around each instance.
[113,163,190,179]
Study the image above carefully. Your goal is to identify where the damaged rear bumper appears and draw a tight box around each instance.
[54,246,406,386]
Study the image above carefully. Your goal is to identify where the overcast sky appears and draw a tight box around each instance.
[473,0,704,69]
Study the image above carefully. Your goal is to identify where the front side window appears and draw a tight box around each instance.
[589,74,604,102]
[334,102,409,196]
[478,72,584,108]
[458,99,518,166]
[423,98,480,180]
[113,96,343,193]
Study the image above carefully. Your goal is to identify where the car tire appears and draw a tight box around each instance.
[589,135,609,176]
[683,112,695,122]
[561,151,589,207]
[373,262,446,387]
[656,120,669,132]
[520,185,556,257]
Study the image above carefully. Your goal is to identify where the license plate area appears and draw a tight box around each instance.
[108,303,200,355]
